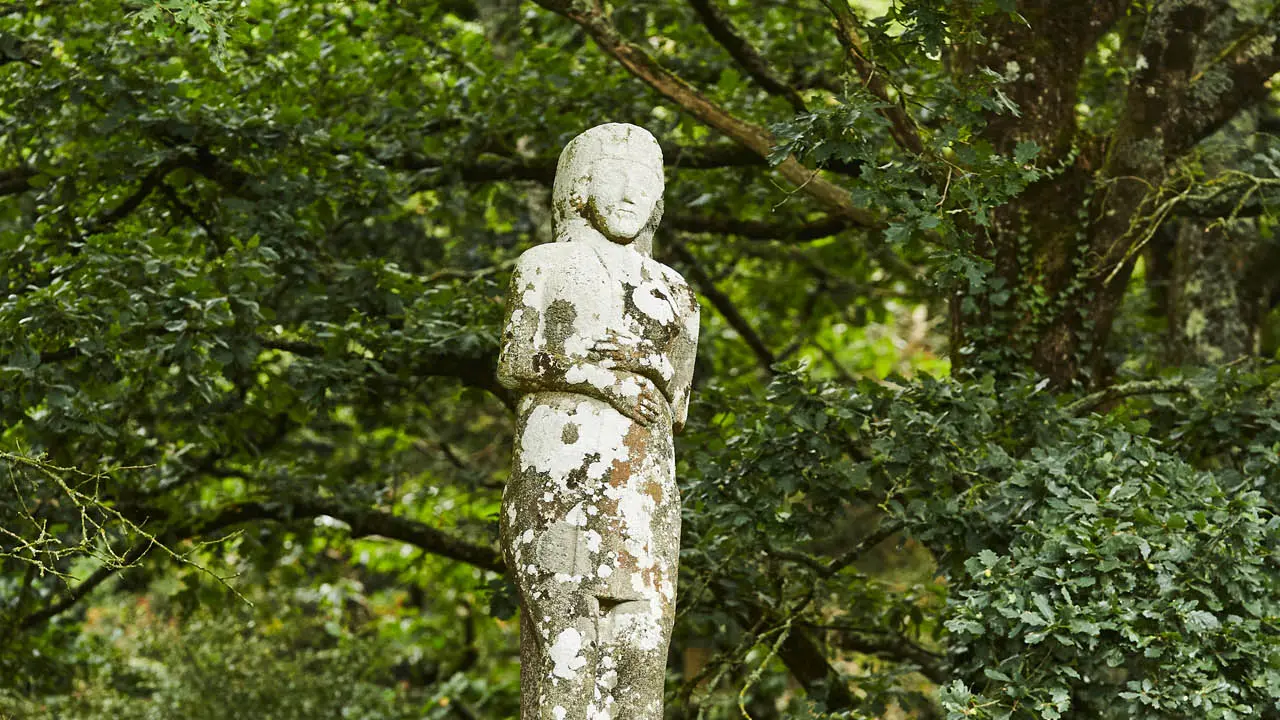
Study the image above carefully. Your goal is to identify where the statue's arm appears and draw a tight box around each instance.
[495,258,543,392]
[497,257,666,425]
[588,332,676,390]
[670,286,701,434]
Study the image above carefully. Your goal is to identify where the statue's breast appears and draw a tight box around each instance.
[534,244,689,356]
[622,262,691,351]
[629,280,678,325]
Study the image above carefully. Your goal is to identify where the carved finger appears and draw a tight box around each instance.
[635,400,658,422]
[617,397,647,422]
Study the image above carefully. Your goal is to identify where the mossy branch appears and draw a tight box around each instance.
[1,451,247,611]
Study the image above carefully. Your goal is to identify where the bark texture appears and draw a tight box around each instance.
[957,1,1280,385]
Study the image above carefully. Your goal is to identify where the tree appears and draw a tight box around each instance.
[2,1,1279,718]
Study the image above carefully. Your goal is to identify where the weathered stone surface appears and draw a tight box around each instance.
[497,123,700,720]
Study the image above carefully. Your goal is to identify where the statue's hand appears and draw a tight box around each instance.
[589,331,660,372]
[604,375,667,426]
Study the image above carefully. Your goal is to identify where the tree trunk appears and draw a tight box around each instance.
[952,0,1279,387]
[1167,219,1257,365]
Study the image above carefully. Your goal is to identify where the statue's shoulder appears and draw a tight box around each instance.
[650,259,694,294]
[514,242,588,271]
[647,259,699,315]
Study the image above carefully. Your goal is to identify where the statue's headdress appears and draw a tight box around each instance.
[552,123,664,256]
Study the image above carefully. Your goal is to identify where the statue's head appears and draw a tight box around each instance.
[553,123,664,255]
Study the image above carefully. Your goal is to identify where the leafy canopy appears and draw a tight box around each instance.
[2,1,1279,719]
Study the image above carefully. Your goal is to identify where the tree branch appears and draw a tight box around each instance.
[808,622,948,684]
[81,156,190,236]
[731,594,859,710]
[389,141,769,191]
[177,145,260,199]
[389,147,863,245]
[17,542,151,630]
[1073,5,1280,379]
[667,238,777,373]
[17,498,505,631]
[1174,8,1280,150]
[259,335,514,409]
[530,0,879,227]
[662,142,769,170]
[767,519,903,577]
[824,519,903,576]
[3,157,192,298]
[1066,378,1194,416]
[1108,4,1280,178]
[667,212,850,241]
[686,0,806,111]
[158,181,223,251]
[817,0,924,155]
[390,153,554,187]
[188,500,505,574]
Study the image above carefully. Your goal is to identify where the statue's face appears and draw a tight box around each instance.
[585,161,663,243]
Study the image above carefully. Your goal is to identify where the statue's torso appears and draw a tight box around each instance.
[519,240,695,374]
[504,240,692,603]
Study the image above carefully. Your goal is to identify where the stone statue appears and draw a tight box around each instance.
[497,123,700,720]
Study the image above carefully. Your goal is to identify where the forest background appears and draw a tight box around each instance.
[3,0,1280,718]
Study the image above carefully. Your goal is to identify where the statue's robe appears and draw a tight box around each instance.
[498,238,699,720]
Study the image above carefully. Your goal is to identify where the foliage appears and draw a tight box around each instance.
[1,591,508,720]
[679,368,1280,718]
[2,0,1280,719]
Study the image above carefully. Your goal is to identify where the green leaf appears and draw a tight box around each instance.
[1014,141,1040,165]
[1185,610,1220,633]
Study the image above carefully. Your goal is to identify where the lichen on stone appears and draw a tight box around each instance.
[496,123,700,719]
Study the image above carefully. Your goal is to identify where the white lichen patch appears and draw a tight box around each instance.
[659,574,675,602]
[565,361,620,391]
[614,374,644,399]
[564,503,587,527]
[605,484,657,568]
[520,402,631,485]
[549,628,588,680]
[637,352,675,384]
[611,604,666,652]
[631,281,676,323]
